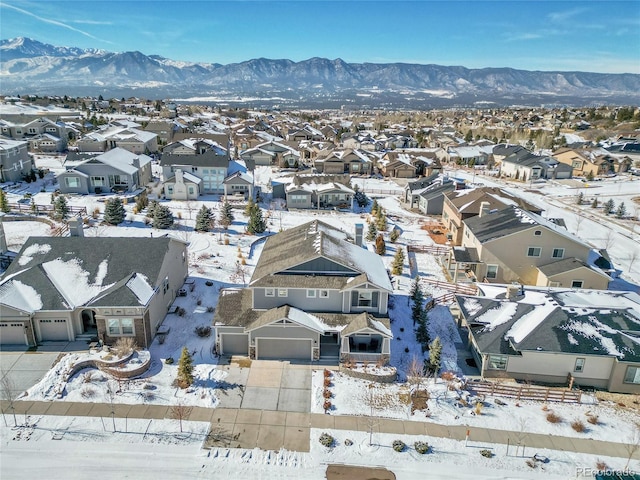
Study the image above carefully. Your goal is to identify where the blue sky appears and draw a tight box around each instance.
[2,0,639,73]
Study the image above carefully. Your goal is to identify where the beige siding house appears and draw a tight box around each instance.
[456,287,640,394]
[0,236,188,348]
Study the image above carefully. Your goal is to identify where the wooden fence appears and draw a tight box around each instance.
[467,380,582,403]
[7,203,87,217]
[408,244,451,256]
[421,277,477,295]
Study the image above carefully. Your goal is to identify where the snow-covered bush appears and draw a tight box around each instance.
[414,441,430,454]
[480,449,493,458]
[319,433,334,447]
[392,440,406,452]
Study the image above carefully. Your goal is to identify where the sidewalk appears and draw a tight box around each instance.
[2,399,637,459]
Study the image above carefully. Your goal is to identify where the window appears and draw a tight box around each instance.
[487,355,507,370]
[319,290,329,298]
[278,288,288,297]
[534,230,542,236]
[486,265,498,279]
[549,281,561,287]
[167,185,174,195]
[527,247,542,257]
[624,366,640,384]
[306,289,316,298]
[162,276,169,294]
[552,248,565,259]
[574,358,585,373]
[65,177,80,188]
[571,280,583,288]
[107,318,134,336]
[91,176,105,187]
[188,186,195,195]
[265,288,275,297]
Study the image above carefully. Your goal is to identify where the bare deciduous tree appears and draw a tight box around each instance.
[0,369,17,427]
[170,402,193,433]
[604,229,616,251]
[624,425,640,470]
[629,250,639,273]
[574,213,585,236]
[406,355,427,393]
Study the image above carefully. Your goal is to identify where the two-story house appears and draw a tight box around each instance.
[442,187,543,246]
[450,205,610,289]
[0,234,188,348]
[213,220,393,363]
[0,138,33,182]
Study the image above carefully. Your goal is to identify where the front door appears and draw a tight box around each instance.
[81,309,97,333]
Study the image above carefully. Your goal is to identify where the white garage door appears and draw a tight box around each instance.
[0,322,26,345]
[38,319,69,341]
[257,338,312,360]
[221,334,249,355]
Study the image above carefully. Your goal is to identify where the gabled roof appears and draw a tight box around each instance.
[537,257,609,280]
[446,187,542,215]
[249,220,392,291]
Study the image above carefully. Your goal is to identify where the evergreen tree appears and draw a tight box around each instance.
[246,203,266,234]
[103,197,126,225]
[219,199,234,231]
[389,228,400,243]
[376,208,387,231]
[366,220,377,241]
[244,196,255,217]
[371,199,379,216]
[603,198,615,215]
[0,190,10,213]
[391,248,405,275]
[616,202,627,219]
[415,310,430,351]
[353,185,370,209]
[195,205,213,232]
[409,276,423,305]
[30,197,38,215]
[586,170,595,182]
[146,200,159,218]
[591,197,599,208]
[576,192,584,205]
[153,204,174,229]
[375,234,386,255]
[53,196,69,221]
[177,346,194,388]
[428,337,443,377]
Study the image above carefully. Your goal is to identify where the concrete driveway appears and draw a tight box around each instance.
[216,360,312,413]
[0,341,89,398]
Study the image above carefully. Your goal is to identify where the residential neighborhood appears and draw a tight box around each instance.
[1,96,640,479]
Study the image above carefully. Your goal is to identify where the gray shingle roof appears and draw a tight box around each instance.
[463,206,534,243]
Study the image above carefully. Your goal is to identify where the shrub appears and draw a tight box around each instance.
[414,441,429,454]
[177,307,186,317]
[546,412,562,423]
[344,439,353,446]
[474,402,483,415]
[526,459,537,469]
[142,382,155,390]
[323,377,331,388]
[392,440,406,452]
[165,357,174,364]
[196,299,202,306]
[323,400,332,412]
[596,460,608,471]
[82,371,95,383]
[323,389,332,399]
[319,433,334,447]
[113,337,137,358]
[480,449,493,458]
[494,399,507,406]
[571,420,586,432]
[80,386,96,398]
[587,414,599,425]
[195,325,212,337]
[206,306,214,313]
[323,369,331,378]
[205,280,214,286]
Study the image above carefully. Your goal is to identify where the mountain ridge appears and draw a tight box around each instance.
[2,37,639,108]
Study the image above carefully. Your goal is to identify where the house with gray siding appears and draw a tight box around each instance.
[213,220,393,363]
[0,138,33,182]
[456,286,640,394]
[58,148,152,194]
[0,235,188,348]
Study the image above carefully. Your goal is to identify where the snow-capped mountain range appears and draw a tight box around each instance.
[2,37,639,108]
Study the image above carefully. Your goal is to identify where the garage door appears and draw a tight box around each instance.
[257,338,312,360]
[220,334,249,355]
[0,322,26,345]
[38,319,69,341]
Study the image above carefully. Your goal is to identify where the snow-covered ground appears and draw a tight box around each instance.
[3,158,640,477]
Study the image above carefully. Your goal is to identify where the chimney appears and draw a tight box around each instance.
[68,217,84,237]
[0,213,7,253]
[479,201,491,217]
[132,157,140,169]
[355,223,364,247]
[506,284,519,300]
[175,169,184,184]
